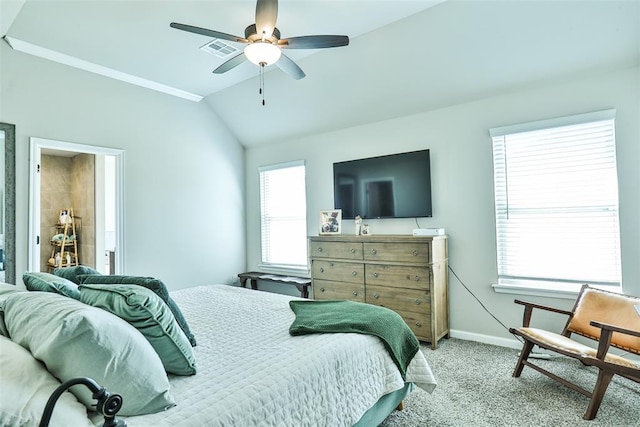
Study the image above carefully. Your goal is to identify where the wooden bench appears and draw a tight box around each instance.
[238,271,311,298]
[510,284,640,420]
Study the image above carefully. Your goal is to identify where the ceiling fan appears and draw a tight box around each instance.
[170,0,349,81]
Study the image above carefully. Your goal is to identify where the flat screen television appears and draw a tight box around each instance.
[333,149,432,219]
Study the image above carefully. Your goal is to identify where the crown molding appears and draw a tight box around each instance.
[4,36,203,102]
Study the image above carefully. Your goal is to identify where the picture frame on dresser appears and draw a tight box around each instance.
[319,209,342,235]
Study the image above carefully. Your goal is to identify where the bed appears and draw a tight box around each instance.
[0,281,437,426]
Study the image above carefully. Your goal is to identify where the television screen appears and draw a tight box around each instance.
[333,149,432,219]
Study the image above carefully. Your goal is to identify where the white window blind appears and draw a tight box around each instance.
[490,110,621,288]
[259,161,308,271]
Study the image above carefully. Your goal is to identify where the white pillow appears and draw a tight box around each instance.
[0,335,94,427]
[2,291,175,416]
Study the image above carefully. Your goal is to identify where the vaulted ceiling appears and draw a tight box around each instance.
[3,1,639,147]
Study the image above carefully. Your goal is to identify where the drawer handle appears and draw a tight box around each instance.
[412,250,419,256]
[415,299,422,305]
[350,248,356,253]
[352,291,358,296]
[373,293,379,299]
[415,322,423,328]
[351,271,357,276]
[373,272,379,278]
[320,267,324,273]
[317,247,323,252]
[414,275,420,281]
[320,288,325,292]
[370,249,377,255]
[330,262,334,267]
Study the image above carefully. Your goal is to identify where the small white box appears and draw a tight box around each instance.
[412,228,445,236]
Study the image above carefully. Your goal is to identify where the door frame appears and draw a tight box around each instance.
[28,137,125,273]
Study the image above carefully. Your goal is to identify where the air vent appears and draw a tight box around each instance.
[200,39,240,58]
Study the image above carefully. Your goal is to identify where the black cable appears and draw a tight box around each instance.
[447,264,523,343]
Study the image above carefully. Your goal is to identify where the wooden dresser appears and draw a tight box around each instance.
[309,234,449,349]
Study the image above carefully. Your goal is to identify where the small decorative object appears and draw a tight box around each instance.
[354,215,362,235]
[66,252,71,266]
[59,209,72,224]
[59,210,68,225]
[55,252,61,267]
[361,224,370,235]
[319,209,342,235]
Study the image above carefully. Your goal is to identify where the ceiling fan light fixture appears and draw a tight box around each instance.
[244,42,281,66]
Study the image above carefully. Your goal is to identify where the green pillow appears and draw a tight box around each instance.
[2,291,175,416]
[0,283,23,337]
[22,271,80,299]
[0,335,94,427]
[53,265,101,285]
[77,274,197,347]
[79,283,196,376]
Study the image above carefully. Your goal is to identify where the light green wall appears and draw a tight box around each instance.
[1,42,246,289]
[2,37,637,344]
[245,65,640,344]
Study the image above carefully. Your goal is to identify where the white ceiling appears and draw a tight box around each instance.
[3,1,639,147]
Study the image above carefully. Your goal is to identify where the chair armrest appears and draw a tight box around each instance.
[514,299,574,316]
[590,321,640,338]
[589,320,640,360]
[514,299,573,327]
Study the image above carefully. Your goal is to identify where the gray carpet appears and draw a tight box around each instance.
[380,338,639,427]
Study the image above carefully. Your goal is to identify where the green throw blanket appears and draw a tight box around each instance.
[289,300,420,380]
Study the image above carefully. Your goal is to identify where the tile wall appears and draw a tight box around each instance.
[39,154,95,272]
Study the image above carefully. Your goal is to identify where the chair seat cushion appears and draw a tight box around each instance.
[515,327,639,369]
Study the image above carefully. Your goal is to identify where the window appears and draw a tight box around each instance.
[259,161,308,272]
[490,110,621,292]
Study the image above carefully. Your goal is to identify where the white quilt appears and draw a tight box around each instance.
[100,285,437,426]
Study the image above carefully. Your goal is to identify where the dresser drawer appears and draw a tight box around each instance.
[365,264,431,291]
[313,280,365,302]
[310,241,363,260]
[365,285,430,314]
[311,260,364,284]
[363,242,431,263]
[395,309,432,340]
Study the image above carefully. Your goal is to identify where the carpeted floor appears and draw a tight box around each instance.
[380,338,639,427]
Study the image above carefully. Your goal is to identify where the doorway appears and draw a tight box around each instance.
[28,137,124,274]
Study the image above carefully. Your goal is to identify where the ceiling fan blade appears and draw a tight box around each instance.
[276,53,305,80]
[213,53,247,74]
[279,35,349,49]
[170,22,247,44]
[255,0,278,39]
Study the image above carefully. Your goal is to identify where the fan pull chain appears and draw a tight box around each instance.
[259,62,266,106]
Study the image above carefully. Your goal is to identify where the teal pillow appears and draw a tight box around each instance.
[79,283,196,376]
[77,274,197,347]
[53,265,101,285]
[22,271,80,299]
[2,291,175,416]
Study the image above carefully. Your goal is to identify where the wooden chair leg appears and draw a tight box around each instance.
[583,370,614,420]
[513,340,535,377]
[396,401,404,411]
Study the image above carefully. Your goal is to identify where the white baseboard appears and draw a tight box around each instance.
[449,329,522,350]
